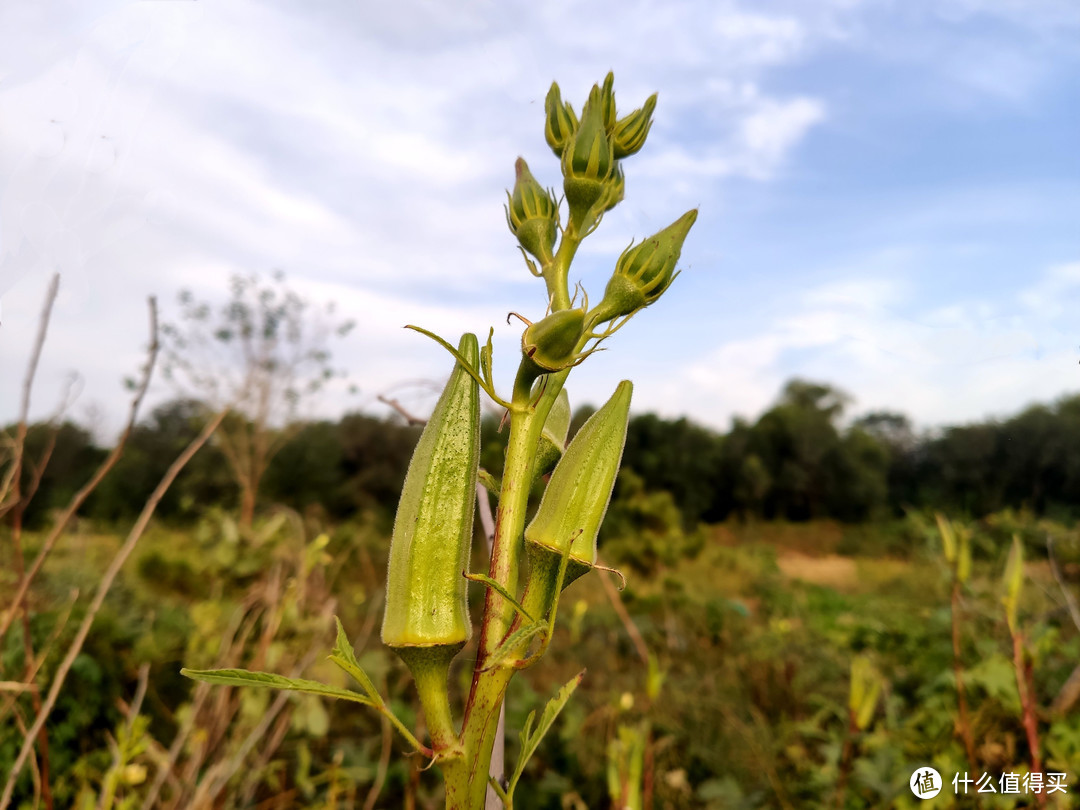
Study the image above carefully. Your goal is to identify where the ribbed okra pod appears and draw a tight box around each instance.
[523,380,632,615]
[382,334,479,749]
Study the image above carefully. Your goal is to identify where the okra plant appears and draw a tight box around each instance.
[183,73,696,809]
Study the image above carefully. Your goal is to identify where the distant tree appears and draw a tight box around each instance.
[853,411,916,452]
[337,413,421,516]
[748,380,850,519]
[160,272,354,530]
[734,453,771,519]
[89,399,232,522]
[622,413,725,526]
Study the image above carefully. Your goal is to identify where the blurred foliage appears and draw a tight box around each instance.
[7,377,1080,806]
[14,377,1080,532]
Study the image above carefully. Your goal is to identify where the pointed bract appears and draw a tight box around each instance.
[590,209,697,323]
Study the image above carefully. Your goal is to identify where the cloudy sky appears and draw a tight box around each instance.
[2,0,1078,438]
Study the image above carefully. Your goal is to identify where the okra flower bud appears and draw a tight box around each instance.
[562,85,615,232]
[521,308,587,375]
[544,82,578,158]
[382,333,480,653]
[525,380,632,589]
[506,158,558,266]
[612,93,657,159]
[589,209,697,324]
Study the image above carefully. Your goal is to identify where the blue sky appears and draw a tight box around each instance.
[1,0,1078,437]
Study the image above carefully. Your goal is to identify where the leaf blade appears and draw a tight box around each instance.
[180,667,374,706]
[507,671,585,799]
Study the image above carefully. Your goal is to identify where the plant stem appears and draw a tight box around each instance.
[543,233,581,311]
[459,365,570,808]
[1010,629,1046,808]
[950,579,978,774]
[833,709,858,810]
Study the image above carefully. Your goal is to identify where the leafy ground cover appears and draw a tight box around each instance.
[4,510,1079,808]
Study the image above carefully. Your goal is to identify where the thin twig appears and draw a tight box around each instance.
[0,407,225,810]
[0,275,59,516]
[363,712,393,810]
[138,604,251,810]
[186,631,328,806]
[0,298,161,644]
[597,557,649,666]
[4,274,61,810]
[0,590,78,726]
[378,394,427,426]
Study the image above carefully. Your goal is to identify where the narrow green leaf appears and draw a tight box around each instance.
[180,667,374,706]
[464,573,536,623]
[481,327,496,391]
[478,468,501,496]
[329,617,382,704]
[519,710,537,752]
[935,512,956,564]
[482,622,546,671]
[405,324,513,409]
[507,671,585,799]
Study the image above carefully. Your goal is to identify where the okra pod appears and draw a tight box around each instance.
[524,380,632,609]
[382,333,480,653]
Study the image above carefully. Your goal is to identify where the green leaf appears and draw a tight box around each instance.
[507,671,585,801]
[465,573,536,623]
[180,667,374,706]
[405,324,512,410]
[482,622,547,671]
[329,617,382,704]
[481,327,496,391]
[935,512,956,563]
[478,468,501,496]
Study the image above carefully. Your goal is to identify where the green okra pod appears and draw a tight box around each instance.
[524,380,632,606]
[382,333,480,653]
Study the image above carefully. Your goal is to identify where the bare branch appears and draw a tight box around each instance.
[378,394,427,426]
[0,274,60,516]
[0,298,160,644]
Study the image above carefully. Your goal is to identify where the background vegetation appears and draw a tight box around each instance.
[5,374,1080,807]
[4,277,1080,808]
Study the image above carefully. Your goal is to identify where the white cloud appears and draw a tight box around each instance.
[736,97,826,178]
[647,262,1075,431]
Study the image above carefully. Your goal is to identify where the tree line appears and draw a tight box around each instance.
[10,378,1080,529]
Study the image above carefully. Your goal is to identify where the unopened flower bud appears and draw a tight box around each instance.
[612,93,657,159]
[590,209,698,323]
[506,157,558,265]
[562,85,614,232]
[544,82,578,158]
[521,308,587,374]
